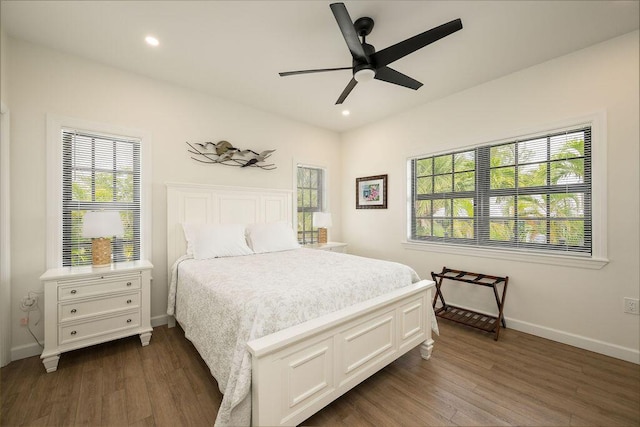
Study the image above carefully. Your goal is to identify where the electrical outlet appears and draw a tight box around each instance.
[624,297,640,315]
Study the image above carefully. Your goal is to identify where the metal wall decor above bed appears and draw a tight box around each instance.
[186,140,276,170]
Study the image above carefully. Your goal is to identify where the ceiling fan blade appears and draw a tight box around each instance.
[371,18,463,68]
[330,3,369,63]
[335,78,358,104]
[374,66,423,90]
[279,67,352,77]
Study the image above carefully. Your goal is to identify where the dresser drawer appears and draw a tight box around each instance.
[58,311,141,345]
[58,292,140,322]
[58,276,140,301]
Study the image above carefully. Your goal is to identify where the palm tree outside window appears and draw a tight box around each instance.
[410,126,591,255]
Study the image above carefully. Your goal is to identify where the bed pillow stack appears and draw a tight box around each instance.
[245,221,300,253]
[182,221,300,258]
[182,223,254,259]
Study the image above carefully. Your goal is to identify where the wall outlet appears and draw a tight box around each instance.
[624,297,640,315]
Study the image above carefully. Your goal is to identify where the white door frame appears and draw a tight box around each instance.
[1,101,11,367]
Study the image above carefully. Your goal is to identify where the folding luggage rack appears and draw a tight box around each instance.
[431,267,509,340]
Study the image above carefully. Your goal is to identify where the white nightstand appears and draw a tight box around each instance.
[307,242,348,253]
[40,260,153,373]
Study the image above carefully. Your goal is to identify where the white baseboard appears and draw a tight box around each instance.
[506,317,640,364]
[151,314,169,327]
[436,302,639,364]
[11,342,43,362]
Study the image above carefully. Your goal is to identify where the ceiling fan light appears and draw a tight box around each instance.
[354,68,375,83]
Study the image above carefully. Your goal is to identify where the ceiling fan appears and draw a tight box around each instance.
[279,2,463,104]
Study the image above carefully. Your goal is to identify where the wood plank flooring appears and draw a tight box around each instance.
[1,320,639,426]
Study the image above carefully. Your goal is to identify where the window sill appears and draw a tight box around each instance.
[402,241,608,270]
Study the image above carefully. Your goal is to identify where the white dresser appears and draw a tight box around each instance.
[307,242,348,253]
[40,260,153,372]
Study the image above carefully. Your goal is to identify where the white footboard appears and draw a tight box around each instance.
[247,280,435,426]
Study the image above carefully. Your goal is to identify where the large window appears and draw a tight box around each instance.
[62,129,141,266]
[409,126,591,255]
[297,165,325,244]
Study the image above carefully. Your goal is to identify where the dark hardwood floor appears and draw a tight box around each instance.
[2,320,639,426]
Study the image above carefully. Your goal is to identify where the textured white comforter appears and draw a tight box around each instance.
[168,248,432,426]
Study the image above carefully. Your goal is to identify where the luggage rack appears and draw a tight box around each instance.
[431,267,509,341]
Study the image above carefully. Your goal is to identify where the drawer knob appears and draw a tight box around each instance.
[70,331,77,335]
[70,309,77,314]
[126,299,132,304]
[126,319,132,323]
[70,290,77,294]
[126,282,132,286]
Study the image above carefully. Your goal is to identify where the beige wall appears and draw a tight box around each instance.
[1,29,7,102]
[341,31,640,362]
[5,29,639,363]
[7,38,342,358]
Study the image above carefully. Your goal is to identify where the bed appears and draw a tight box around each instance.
[166,182,437,426]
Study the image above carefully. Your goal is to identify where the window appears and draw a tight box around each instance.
[409,126,592,256]
[296,165,325,244]
[62,129,141,266]
[46,116,150,269]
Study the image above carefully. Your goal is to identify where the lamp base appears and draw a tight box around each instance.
[318,228,328,244]
[92,237,112,267]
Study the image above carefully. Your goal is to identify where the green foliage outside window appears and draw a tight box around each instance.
[63,130,140,266]
[411,128,591,254]
[297,166,324,244]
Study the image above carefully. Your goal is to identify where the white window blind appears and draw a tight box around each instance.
[62,129,141,266]
[409,126,591,255]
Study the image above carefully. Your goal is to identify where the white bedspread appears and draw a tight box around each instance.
[168,248,435,426]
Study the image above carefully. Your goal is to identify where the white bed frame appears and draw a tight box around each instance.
[166,182,435,426]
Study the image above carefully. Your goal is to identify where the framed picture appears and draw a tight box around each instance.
[356,174,387,209]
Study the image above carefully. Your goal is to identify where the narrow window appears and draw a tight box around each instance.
[296,165,325,244]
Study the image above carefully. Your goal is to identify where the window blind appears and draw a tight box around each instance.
[410,126,591,255]
[62,129,141,266]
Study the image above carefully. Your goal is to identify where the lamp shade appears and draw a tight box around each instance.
[312,212,332,228]
[82,211,124,238]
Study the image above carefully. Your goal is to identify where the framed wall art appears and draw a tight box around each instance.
[356,174,387,209]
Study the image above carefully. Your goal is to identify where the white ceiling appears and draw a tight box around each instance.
[2,1,638,132]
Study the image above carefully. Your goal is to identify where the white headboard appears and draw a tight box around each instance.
[166,182,293,269]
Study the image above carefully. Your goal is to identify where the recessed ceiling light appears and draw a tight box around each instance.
[342,110,350,116]
[145,36,159,47]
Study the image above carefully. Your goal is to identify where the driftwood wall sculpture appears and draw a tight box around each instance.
[186,141,276,170]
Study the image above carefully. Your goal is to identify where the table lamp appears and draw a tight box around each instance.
[313,212,332,244]
[82,211,124,267]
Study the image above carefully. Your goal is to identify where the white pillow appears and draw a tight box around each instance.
[246,221,300,253]
[182,223,254,259]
